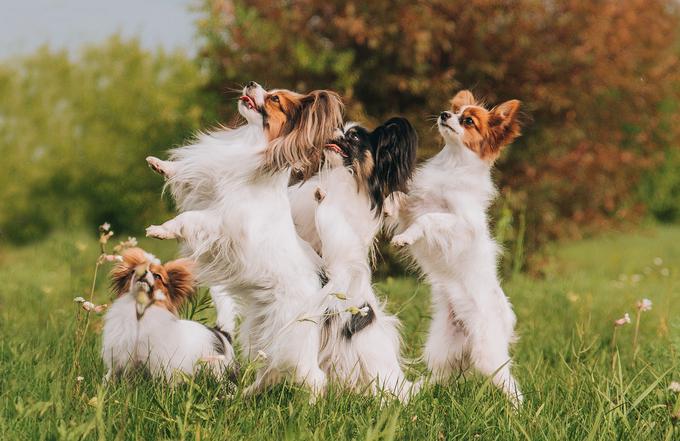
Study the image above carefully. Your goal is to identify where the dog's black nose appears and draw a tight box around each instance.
[440,111,451,121]
[247,81,257,88]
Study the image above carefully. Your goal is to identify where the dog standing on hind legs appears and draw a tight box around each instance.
[146,82,344,399]
[389,90,524,406]
[289,118,419,401]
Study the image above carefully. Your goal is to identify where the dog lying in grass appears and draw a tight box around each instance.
[102,247,237,382]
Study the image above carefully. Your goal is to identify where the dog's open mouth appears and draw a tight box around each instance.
[324,143,347,157]
[240,95,257,110]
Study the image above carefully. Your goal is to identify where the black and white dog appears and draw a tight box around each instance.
[289,117,419,400]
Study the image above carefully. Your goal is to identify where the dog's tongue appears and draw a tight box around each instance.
[240,95,256,109]
[325,143,347,157]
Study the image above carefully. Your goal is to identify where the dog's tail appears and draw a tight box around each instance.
[208,325,240,382]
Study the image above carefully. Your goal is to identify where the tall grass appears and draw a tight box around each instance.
[0,226,678,440]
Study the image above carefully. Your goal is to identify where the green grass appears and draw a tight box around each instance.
[1,226,679,440]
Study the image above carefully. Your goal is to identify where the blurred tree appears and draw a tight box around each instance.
[0,37,207,243]
[196,0,680,263]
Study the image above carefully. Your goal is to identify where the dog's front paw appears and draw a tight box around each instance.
[146,225,176,240]
[146,156,173,178]
[391,233,413,248]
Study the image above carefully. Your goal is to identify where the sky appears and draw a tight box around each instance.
[0,0,198,59]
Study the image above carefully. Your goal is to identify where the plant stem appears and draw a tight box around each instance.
[611,327,618,370]
[632,309,642,359]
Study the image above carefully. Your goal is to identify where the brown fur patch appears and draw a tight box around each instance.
[450,90,476,114]
[353,149,375,190]
[262,90,344,178]
[450,90,522,162]
[110,247,196,315]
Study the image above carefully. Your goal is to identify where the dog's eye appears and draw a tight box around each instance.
[463,117,474,127]
[349,131,359,141]
[153,273,162,281]
[270,95,279,103]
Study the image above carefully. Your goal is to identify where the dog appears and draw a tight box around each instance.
[288,118,418,400]
[102,247,236,381]
[145,83,270,336]
[146,82,344,398]
[389,90,524,406]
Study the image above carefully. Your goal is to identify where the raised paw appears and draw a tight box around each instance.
[146,156,174,178]
[146,225,176,240]
[314,187,326,203]
[391,233,413,248]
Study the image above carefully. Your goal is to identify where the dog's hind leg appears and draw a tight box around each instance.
[425,286,471,384]
[468,319,522,407]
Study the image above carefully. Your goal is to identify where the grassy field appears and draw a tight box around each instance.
[1,225,679,440]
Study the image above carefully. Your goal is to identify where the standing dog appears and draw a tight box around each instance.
[146,82,344,398]
[289,118,418,400]
[102,248,236,381]
[390,90,524,405]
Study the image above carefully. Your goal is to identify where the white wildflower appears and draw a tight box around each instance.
[631,274,642,283]
[73,297,86,304]
[614,313,631,327]
[669,381,680,393]
[76,376,84,382]
[653,257,663,266]
[99,222,111,233]
[637,298,653,312]
[661,268,670,277]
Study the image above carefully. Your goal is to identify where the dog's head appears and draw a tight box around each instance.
[110,247,195,318]
[438,90,522,163]
[324,117,418,214]
[240,81,344,177]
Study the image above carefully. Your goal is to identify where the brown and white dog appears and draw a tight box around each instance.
[389,90,524,406]
[145,82,344,398]
[102,248,236,381]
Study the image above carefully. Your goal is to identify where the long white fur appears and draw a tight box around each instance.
[289,149,415,401]
[145,93,267,338]
[390,108,522,406]
[102,272,236,382]
[145,83,327,397]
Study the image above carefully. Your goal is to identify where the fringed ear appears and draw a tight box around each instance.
[163,258,196,309]
[451,90,476,113]
[264,90,344,178]
[368,117,419,214]
[477,99,522,161]
[489,99,522,149]
[110,247,148,297]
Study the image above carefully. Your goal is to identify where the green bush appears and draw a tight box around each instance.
[0,37,209,244]
[641,148,680,222]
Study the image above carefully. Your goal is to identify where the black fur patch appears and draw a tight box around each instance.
[327,117,418,215]
[318,269,329,287]
[367,117,418,214]
[208,326,233,354]
[342,303,376,339]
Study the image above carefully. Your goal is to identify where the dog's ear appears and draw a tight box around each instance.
[110,247,148,297]
[368,117,418,214]
[265,90,344,178]
[163,258,196,308]
[487,99,522,152]
[451,90,476,113]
